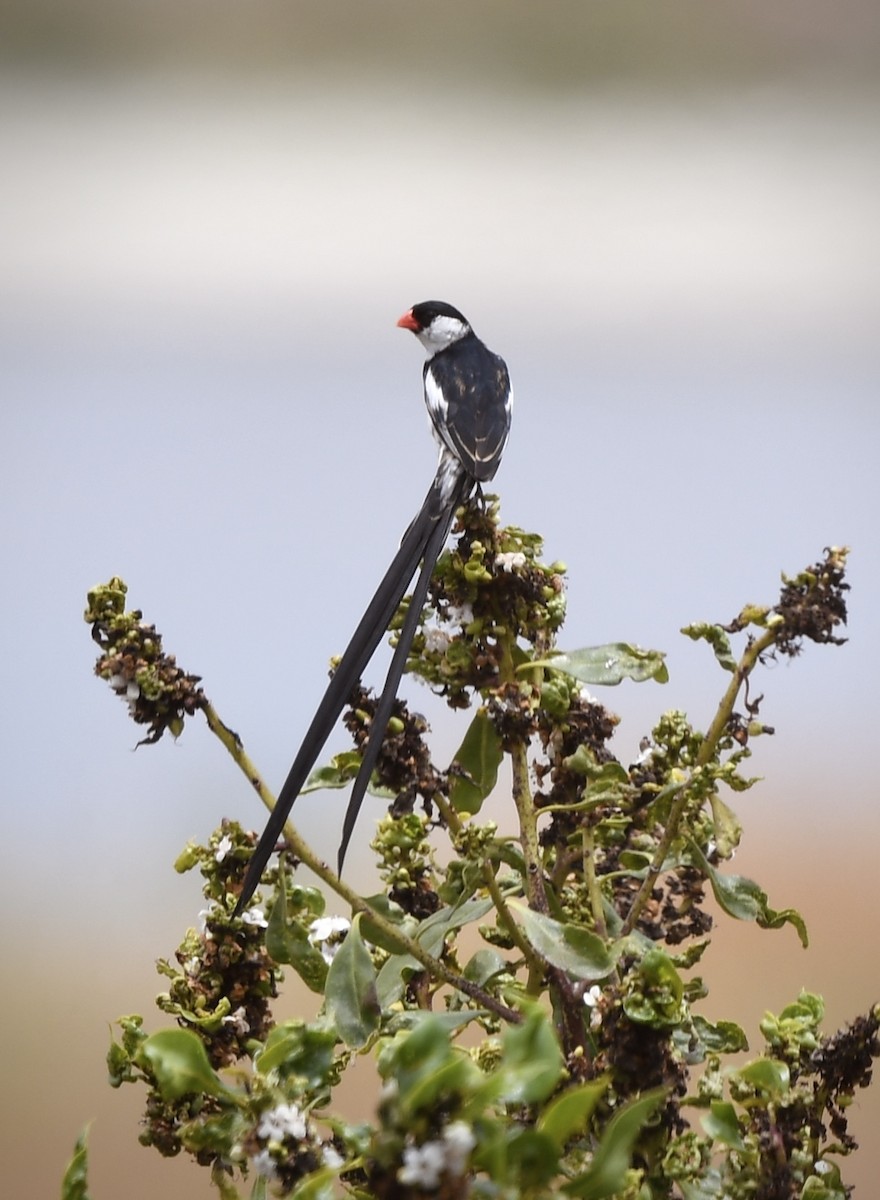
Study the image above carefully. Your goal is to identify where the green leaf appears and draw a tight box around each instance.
[690,842,809,947]
[375,951,422,1008]
[136,1029,232,1101]
[701,1100,745,1149]
[504,1128,560,1187]
[289,1167,339,1200]
[358,893,414,954]
[708,794,743,859]
[530,643,668,687]
[509,901,617,981]
[387,1009,488,1035]
[563,1089,666,1198]
[379,1016,481,1115]
[734,1056,790,1097]
[265,877,329,993]
[537,1079,608,1149]
[374,897,495,1007]
[691,1015,748,1054]
[416,895,496,958]
[681,623,738,673]
[801,1162,847,1200]
[449,709,504,815]
[495,1005,565,1104]
[463,948,509,987]
[301,751,394,798]
[61,1126,92,1200]
[324,913,380,1048]
[255,1020,338,1088]
[622,947,685,1028]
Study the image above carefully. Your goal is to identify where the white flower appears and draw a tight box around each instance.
[424,628,452,654]
[240,905,268,928]
[446,603,474,627]
[495,551,526,573]
[308,916,351,963]
[397,1122,475,1189]
[441,1121,476,1174]
[108,673,126,691]
[398,1140,447,1189]
[198,902,222,935]
[222,1005,250,1035]
[258,1102,309,1143]
[583,985,604,1029]
[250,1149,278,1180]
[632,738,655,767]
[215,834,233,863]
[322,1145,344,1170]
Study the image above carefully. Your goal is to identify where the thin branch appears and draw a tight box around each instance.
[201,700,521,1024]
[619,627,777,938]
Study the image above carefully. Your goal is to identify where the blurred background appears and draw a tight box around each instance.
[2,2,878,1195]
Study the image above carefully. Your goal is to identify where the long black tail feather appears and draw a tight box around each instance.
[335,473,468,873]
[233,472,459,914]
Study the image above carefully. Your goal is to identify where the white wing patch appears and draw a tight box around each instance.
[424,367,456,455]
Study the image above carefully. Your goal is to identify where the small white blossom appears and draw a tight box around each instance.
[258,1102,309,1143]
[446,603,474,627]
[222,1005,250,1035]
[398,1140,447,1189]
[308,916,351,963]
[240,905,268,928]
[815,1161,832,1176]
[583,986,604,1028]
[424,628,452,654]
[251,1149,278,1179]
[215,834,233,863]
[198,901,223,935]
[632,739,655,767]
[322,1145,344,1170]
[397,1122,475,1189]
[495,550,526,573]
[108,672,126,691]
[441,1122,476,1174]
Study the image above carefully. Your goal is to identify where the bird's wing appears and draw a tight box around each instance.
[424,347,512,481]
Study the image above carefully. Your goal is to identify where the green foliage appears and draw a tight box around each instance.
[71,522,878,1200]
[61,1127,92,1200]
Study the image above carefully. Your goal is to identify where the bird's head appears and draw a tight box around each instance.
[397,301,471,356]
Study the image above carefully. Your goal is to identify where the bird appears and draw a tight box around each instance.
[233,301,512,915]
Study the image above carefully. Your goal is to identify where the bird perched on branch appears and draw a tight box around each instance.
[235,301,512,913]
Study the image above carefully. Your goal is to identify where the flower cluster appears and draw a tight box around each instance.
[398,1120,476,1189]
[85,577,204,743]
[244,1102,343,1189]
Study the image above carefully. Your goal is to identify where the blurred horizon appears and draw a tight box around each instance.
[2,3,878,1197]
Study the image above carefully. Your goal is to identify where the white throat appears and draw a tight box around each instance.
[417,315,470,358]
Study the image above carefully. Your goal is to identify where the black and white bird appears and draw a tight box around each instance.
[234,302,512,913]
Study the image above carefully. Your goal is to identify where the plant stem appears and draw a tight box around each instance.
[620,627,778,938]
[201,700,520,1024]
[510,739,549,914]
[582,823,607,940]
[433,791,541,974]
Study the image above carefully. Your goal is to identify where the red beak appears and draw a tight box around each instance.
[396,309,421,332]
